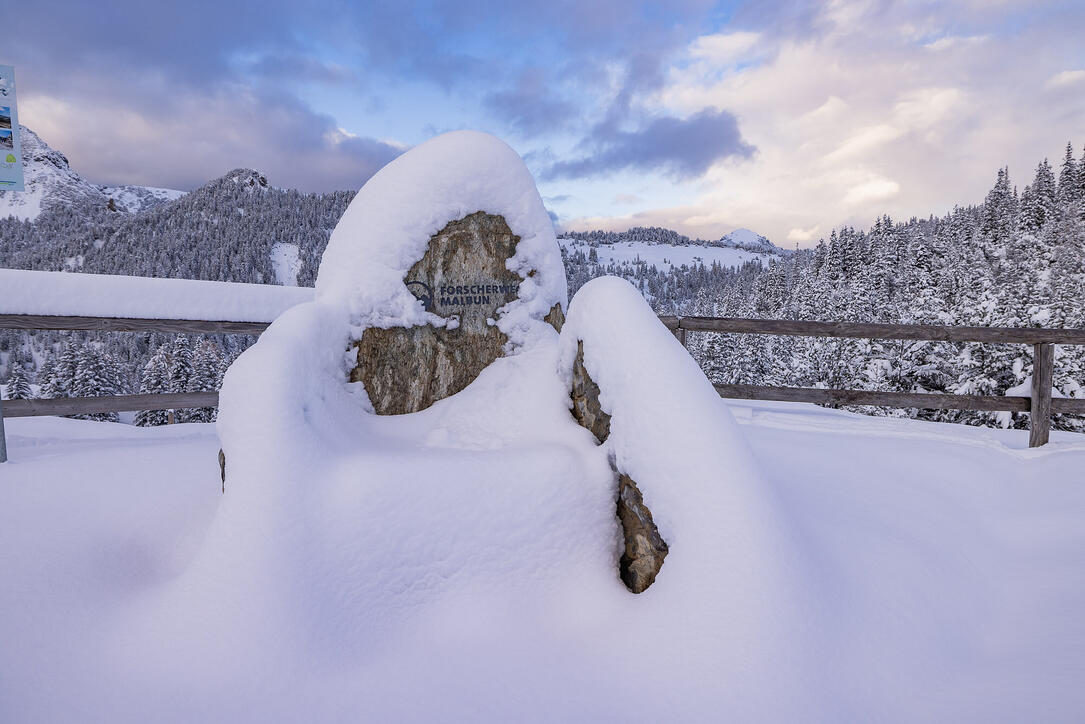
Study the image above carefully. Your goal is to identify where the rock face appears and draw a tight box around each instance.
[352,211,560,415]
[570,341,668,593]
[616,474,669,593]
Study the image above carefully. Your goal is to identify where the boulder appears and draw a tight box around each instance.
[350,211,561,415]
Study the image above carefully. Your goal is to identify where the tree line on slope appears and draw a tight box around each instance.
[688,143,1085,431]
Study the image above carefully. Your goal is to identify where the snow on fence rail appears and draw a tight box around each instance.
[0,268,313,322]
[3,307,1085,462]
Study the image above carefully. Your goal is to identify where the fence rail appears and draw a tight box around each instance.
[2,312,1084,462]
[0,313,270,335]
[2,391,220,418]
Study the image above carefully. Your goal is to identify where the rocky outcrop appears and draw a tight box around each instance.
[569,342,668,593]
[617,474,669,593]
[351,212,561,415]
[570,340,611,444]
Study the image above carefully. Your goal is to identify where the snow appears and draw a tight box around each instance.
[316,130,566,347]
[269,242,301,286]
[559,236,775,271]
[1005,375,1068,399]
[3,399,1085,720]
[100,184,186,213]
[0,268,313,321]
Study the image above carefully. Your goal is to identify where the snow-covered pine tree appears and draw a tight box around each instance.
[52,340,82,398]
[187,340,223,423]
[166,337,194,423]
[71,346,120,422]
[4,366,32,400]
[134,347,171,427]
[37,356,62,399]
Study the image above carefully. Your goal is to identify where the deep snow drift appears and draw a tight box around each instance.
[4,402,1085,721]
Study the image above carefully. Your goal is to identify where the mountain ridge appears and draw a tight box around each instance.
[0,126,186,221]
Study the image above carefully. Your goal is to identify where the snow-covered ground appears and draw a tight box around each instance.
[269,241,301,286]
[559,236,777,271]
[2,401,1083,721]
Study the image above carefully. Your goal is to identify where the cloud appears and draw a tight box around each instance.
[484,69,577,137]
[22,88,403,192]
[923,35,988,51]
[842,176,901,206]
[688,31,764,64]
[787,225,820,243]
[822,124,904,163]
[635,0,1085,245]
[3,0,732,191]
[545,108,754,180]
[1045,70,1085,89]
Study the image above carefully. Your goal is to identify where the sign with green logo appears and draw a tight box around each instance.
[0,65,24,192]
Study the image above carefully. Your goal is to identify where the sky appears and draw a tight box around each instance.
[6,0,1085,246]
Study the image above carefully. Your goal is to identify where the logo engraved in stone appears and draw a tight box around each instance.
[405,280,434,312]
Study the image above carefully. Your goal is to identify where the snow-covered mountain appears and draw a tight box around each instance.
[718,227,779,254]
[0,126,184,221]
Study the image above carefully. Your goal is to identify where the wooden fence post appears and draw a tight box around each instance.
[1029,342,1054,448]
[0,395,8,463]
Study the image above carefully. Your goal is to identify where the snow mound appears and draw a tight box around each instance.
[177,134,813,719]
[315,130,566,349]
[558,276,794,580]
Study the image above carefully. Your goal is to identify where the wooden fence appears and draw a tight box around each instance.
[2,312,1085,463]
[660,316,1085,447]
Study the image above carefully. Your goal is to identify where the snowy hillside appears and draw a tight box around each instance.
[0,126,184,221]
[99,183,186,213]
[559,235,776,271]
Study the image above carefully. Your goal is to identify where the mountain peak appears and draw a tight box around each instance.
[718,228,780,254]
[0,125,185,221]
[223,168,269,190]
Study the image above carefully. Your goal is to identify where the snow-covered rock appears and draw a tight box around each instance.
[316,130,567,413]
[197,131,807,719]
